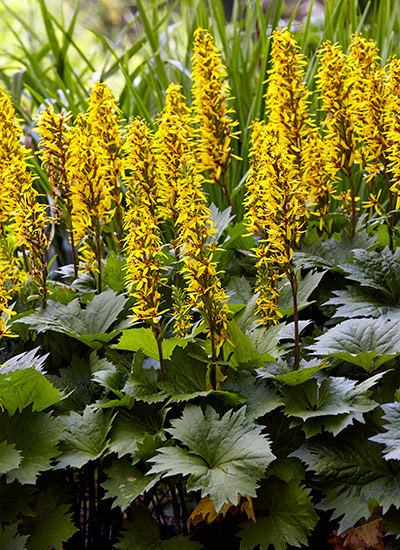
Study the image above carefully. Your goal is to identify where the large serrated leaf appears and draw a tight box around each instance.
[116,506,203,549]
[223,371,282,421]
[292,429,400,532]
[55,405,114,469]
[108,405,166,460]
[102,459,160,510]
[339,247,400,300]
[0,479,35,523]
[0,441,22,474]
[308,318,400,370]
[370,402,400,460]
[149,405,275,512]
[238,479,318,550]
[225,319,270,367]
[23,490,77,550]
[2,410,63,484]
[2,348,47,373]
[15,289,128,348]
[281,373,381,437]
[160,347,240,405]
[0,524,28,550]
[324,287,398,319]
[0,369,64,415]
[295,231,377,269]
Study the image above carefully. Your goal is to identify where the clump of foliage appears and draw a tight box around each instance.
[3,5,400,550]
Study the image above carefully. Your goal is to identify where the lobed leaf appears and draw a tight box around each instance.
[149,405,275,512]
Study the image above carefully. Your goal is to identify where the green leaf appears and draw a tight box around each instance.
[278,270,326,316]
[0,479,35,523]
[258,360,331,385]
[295,231,377,269]
[160,347,239,405]
[209,204,235,242]
[225,320,268,368]
[102,459,160,510]
[324,287,397,319]
[292,429,400,532]
[56,406,114,469]
[223,371,282,421]
[123,366,167,404]
[114,327,189,360]
[339,247,400,300]
[23,490,77,550]
[116,506,203,550]
[15,290,128,348]
[246,323,286,360]
[281,373,381,437]
[2,410,63,484]
[226,276,253,304]
[0,441,22,474]
[149,405,275,512]
[0,369,64,415]
[102,252,127,293]
[308,318,400,370]
[2,348,47,372]
[370,402,400,460]
[108,405,166,460]
[0,524,28,550]
[238,479,318,550]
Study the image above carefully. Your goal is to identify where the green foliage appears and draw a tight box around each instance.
[370,402,400,460]
[1,410,63,484]
[15,289,128,348]
[116,506,203,550]
[238,479,319,550]
[308,318,400,371]
[149,405,275,511]
[281,373,381,437]
[56,405,114,468]
[102,459,160,511]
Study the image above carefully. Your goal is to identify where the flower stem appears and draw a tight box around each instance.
[287,266,300,370]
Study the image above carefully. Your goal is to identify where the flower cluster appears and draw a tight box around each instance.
[192,28,239,203]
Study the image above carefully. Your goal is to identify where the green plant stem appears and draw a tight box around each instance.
[153,325,165,381]
[95,222,102,294]
[287,266,300,370]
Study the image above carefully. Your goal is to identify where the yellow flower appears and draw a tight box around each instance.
[175,161,229,356]
[123,117,167,324]
[0,87,49,298]
[87,82,124,232]
[363,190,383,215]
[191,28,239,201]
[66,113,114,273]
[346,34,386,182]
[36,106,73,223]
[154,83,194,226]
[244,121,306,325]
[384,57,400,207]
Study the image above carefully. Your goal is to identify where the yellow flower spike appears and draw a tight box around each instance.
[86,82,124,240]
[265,29,312,170]
[346,34,387,182]
[123,117,168,326]
[191,28,239,205]
[175,161,229,359]
[0,87,50,301]
[66,112,114,280]
[244,122,307,328]
[154,83,194,226]
[316,40,359,233]
[384,58,400,205]
[36,106,73,223]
